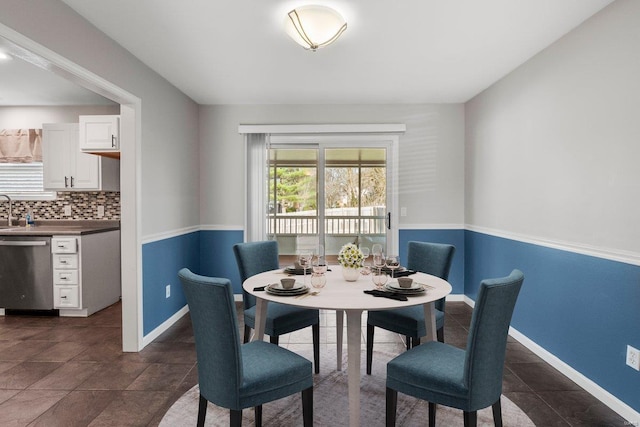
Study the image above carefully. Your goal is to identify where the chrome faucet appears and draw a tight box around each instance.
[0,194,12,226]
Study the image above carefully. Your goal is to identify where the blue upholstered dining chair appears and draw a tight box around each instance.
[233,241,321,373]
[178,268,313,427]
[366,241,455,374]
[385,269,524,427]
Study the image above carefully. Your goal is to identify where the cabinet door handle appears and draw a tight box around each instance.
[112,135,116,148]
[64,176,69,188]
[61,295,67,299]
[70,176,74,188]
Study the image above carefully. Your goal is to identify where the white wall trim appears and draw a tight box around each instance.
[141,226,200,245]
[466,225,640,267]
[142,304,189,347]
[141,225,243,245]
[200,224,244,231]
[238,123,406,135]
[400,223,465,230]
[463,297,639,423]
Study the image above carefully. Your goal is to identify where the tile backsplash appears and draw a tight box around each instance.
[0,192,120,221]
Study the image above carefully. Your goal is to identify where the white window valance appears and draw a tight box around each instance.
[0,129,42,163]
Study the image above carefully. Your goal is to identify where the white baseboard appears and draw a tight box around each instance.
[463,297,639,424]
[142,305,190,347]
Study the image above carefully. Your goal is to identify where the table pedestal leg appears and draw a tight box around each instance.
[336,310,344,371]
[345,309,362,427]
[253,299,268,341]
[423,302,436,342]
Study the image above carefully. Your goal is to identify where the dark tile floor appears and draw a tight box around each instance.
[0,301,631,426]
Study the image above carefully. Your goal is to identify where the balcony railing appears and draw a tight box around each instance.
[268,215,386,236]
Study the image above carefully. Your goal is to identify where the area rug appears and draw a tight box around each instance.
[160,348,535,426]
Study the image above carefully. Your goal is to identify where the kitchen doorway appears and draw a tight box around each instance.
[0,27,142,351]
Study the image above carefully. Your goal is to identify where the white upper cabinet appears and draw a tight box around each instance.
[43,123,119,191]
[79,115,120,152]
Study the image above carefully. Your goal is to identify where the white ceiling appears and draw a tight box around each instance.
[3,0,615,106]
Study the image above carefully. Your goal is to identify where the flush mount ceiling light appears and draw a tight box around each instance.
[0,51,12,61]
[285,5,347,51]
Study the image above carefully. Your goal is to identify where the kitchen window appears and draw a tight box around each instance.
[0,129,55,200]
[0,162,56,200]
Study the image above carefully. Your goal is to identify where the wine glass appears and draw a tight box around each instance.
[371,268,388,290]
[310,272,326,293]
[371,243,382,258]
[372,251,385,276]
[385,255,400,279]
[359,246,370,274]
[297,249,312,286]
[312,255,328,275]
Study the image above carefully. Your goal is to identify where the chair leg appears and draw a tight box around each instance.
[312,323,320,374]
[437,326,444,343]
[197,394,208,427]
[428,402,436,427]
[302,386,313,427]
[405,335,411,350]
[492,398,503,427]
[230,409,242,427]
[254,405,262,427]
[243,325,251,344]
[386,387,397,427]
[463,410,477,427]
[270,335,279,345]
[366,324,375,375]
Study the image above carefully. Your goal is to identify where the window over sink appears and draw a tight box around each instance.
[0,129,55,200]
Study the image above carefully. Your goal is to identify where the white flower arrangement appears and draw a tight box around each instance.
[337,243,365,269]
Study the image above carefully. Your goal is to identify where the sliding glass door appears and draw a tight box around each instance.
[267,141,392,263]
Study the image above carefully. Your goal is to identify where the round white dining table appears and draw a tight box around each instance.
[243,265,452,427]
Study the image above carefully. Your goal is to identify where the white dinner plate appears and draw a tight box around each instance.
[269,281,305,291]
[385,282,426,294]
[266,283,309,296]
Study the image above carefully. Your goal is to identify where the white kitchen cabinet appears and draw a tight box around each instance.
[42,123,119,191]
[79,115,120,152]
[52,231,121,316]
[52,236,80,309]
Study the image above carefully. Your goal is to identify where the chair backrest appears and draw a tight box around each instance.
[406,241,455,311]
[178,268,243,409]
[464,269,524,410]
[233,240,280,309]
[406,241,455,280]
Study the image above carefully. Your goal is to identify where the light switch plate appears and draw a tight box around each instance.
[97,205,105,218]
[63,205,72,216]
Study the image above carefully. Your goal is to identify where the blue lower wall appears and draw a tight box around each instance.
[199,229,245,293]
[142,227,639,414]
[142,231,200,335]
[465,230,640,414]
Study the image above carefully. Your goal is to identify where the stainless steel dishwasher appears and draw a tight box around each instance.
[0,235,53,310]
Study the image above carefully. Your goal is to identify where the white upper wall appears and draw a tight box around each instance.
[199,104,465,229]
[0,0,200,237]
[465,0,640,254]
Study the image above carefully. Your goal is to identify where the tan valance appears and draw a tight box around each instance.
[0,129,43,163]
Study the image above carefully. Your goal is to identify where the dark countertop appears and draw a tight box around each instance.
[0,220,120,236]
